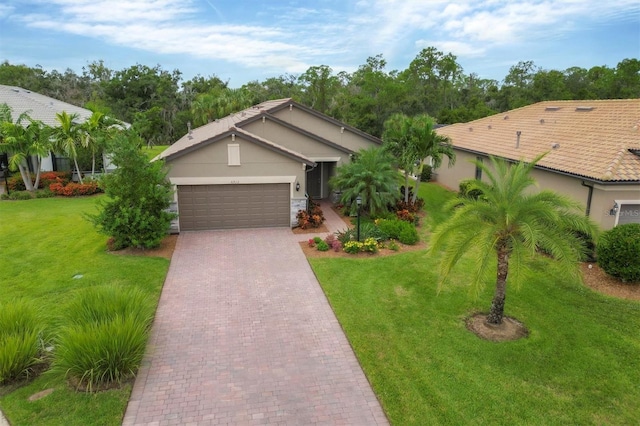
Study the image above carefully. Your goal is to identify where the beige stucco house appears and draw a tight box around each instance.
[155,98,381,231]
[434,99,640,230]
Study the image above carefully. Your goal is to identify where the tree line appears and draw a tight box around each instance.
[1,47,638,142]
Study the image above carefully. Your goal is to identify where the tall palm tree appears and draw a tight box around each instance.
[382,113,455,203]
[409,115,455,203]
[0,104,52,191]
[429,154,598,325]
[81,110,120,177]
[52,111,84,183]
[329,147,398,216]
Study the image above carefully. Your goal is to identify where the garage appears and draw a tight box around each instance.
[177,183,290,230]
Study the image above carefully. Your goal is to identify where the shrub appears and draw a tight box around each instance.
[0,300,44,384]
[54,317,149,392]
[87,132,176,250]
[396,198,425,213]
[388,239,400,251]
[330,240,342,252]
[597,224,640,282]
[316,240,330,251]
[336,228,356,244]
[459,179,484,200]
[2,190,33,200]
[53,286,155,391]
[399,226,419,245]
[377,219,411,240]
[40,171,71,188]
[343,241,362,254]
[307,238,315,247]
[7,174,26,191]
[396,209,416,223]
[35,189,55,198]
[49,181,102,196]
[362,237,379,253]
[420,165,433,182]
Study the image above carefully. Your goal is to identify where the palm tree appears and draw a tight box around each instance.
[382,113,414,202]
[409,115,455,203]
[429,154,598,325]
[81,110,120,177]
[0,104,52,191]
[382,113,455,203]
[52,111,84,184]
[329,147,398,216]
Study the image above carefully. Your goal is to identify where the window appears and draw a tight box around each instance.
[475,156,483,180]
[227,144,240,166]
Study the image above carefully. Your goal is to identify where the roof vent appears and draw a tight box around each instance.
[504,115,509,120]
[575,106,594,112]
[488,125,492,130]
[545,106,561,111]
[540,119,545,124]
[469,127,473,132]
[516,131,522,148]
[551,143,560,149]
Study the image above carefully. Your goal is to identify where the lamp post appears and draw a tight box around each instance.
[356,195,362,242]
[0,160,9,196]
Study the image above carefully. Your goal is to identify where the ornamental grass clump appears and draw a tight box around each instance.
[53,285,155,392]
[0,300,45,384]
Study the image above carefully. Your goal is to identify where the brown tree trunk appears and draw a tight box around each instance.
[487,244,510,324]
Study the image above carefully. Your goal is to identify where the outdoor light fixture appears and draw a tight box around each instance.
[610,202,619,216]
[356,195,362,242]
[295,182,300,191]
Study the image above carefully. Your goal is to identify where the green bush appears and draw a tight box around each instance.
[336,222,387,244]
[420,165,432,182]
[87,132,176,249]
[399,226,419,245]
[54,317,149,392]
[343,241,362,254]
[2,190,34,200]
[0,300,44,384]
[597,224,640,282]
[377,218,417,244]
[459,179,484,200]
[316,240,330,251]
[53,286,155,391]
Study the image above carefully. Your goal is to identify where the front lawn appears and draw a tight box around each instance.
[310,183,640,425]
[0,196,169,425]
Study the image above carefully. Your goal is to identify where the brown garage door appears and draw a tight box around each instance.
[177,183,290,231]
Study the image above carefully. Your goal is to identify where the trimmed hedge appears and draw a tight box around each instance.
[597,223,640,282]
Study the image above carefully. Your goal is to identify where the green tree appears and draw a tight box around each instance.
[329,147,398,216]
[383,113,455,202]
[0,104,52,191]
[51,111,85,183]
[88,131,175,249]
[429,155,598,325]
[80,109,121,176]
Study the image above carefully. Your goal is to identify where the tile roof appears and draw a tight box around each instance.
[0,84,93,126]
[436,99,640,182]
[157,98,292,160]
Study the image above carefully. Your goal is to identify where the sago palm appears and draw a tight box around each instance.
[429,154,598,325]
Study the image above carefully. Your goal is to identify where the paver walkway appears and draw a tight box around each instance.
[122,202,387,425]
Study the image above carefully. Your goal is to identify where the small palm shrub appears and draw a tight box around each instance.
[53,286,155,391]
[597,224,640,282]
[459,179,484,200]
[0,300,45,384]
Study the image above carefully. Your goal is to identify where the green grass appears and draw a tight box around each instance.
[309,183,640,425]
[0,196,168,425]
[141,145,169,160]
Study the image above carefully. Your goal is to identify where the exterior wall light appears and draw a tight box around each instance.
[295,182,300,192]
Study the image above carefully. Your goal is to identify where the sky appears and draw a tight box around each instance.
[1,0,639,88]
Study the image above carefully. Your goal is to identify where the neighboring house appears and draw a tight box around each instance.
[434,99,640,230]
[155,98,381,231]
[0,84,119,173]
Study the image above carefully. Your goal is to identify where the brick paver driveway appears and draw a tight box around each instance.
[123,228,388,425]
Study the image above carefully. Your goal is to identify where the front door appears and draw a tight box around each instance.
[307,165,322,199]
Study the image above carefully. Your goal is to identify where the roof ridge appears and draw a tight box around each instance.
[602,146,630,181]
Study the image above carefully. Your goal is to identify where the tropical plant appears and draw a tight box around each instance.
[329,147,398,216]
[51,111,84,183]
[382,113,455,203]
[0,299,45,384]
[597,223,640,282]
[429,154,599,325]
[87,131,176,249]
[0,104,52,191]
[80,109,121,177]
